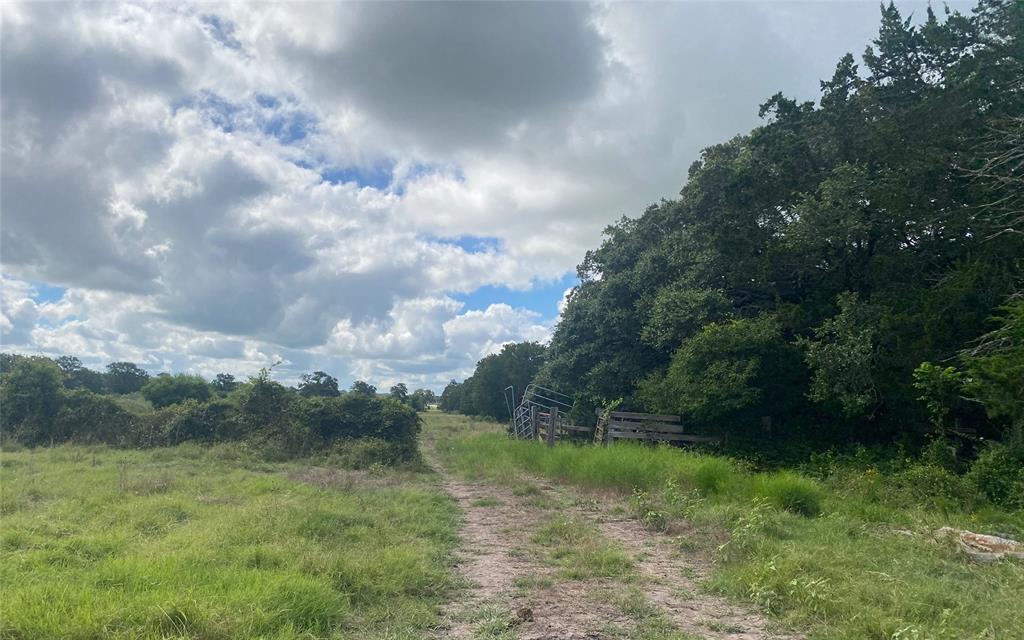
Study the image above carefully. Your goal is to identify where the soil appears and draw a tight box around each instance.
[431,454,800,640]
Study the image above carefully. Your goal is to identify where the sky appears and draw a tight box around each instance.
[0,0,973,391]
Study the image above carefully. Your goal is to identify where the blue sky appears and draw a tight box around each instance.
[453,273,576,320]
[29,282,66,303]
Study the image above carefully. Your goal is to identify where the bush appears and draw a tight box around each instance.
[141,374,212,408]
[129,405,185,448]
[54,389,135,445]
[165,399,240,444]
[692,457,743,496]
[0,357,63,445]
[327,438,415,469]
[890,463,977,512]
[754,471,824,516]
[966,440,1024,510]
[299,395,420,459]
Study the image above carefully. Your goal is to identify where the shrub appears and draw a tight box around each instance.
[754,471,824,516]
[141,374,212,408]
[890,463,977,511]
[0,357,63,446]
[327,438,413,469]
[299,395,420,459]
[693,456,742,495]
[129,405,185,448]
[165,399,240,444]
[966,440,1024,510]
[54,389,135,445]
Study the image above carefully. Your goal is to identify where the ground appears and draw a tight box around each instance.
[3,413,1021,639]
[423,412,797,640]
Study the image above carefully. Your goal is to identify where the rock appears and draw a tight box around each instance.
[938,527,1024,562]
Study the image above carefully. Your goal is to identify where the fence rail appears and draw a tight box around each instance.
[598,411,719,445]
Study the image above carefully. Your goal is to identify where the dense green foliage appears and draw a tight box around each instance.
[0,357,63,446]
[0,444,458,639]
[0,355,422,460]
[298,370,341,397]
[440,341,546,421]
[530,1,1023,452]
[104,361,151,394]
[141,373,212,408]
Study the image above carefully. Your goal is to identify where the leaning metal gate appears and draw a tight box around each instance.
[504,383,575,440]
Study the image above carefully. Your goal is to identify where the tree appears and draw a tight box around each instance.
[298,371,340,397]
[238,368,303,448]
[350,380,377,397]
[638,316,804,431]
[961,297,1024,439]
[800,293,881,419]
[105,361,150,394]
[540,1,1024,448]
[453,342,546,421]
[141,373,212,408]
[389,383,408,404]
[56,355,106,393]
[211,373,239,395]
[0,356,63,445]
[409,388,436,411]
[439,380,464,412]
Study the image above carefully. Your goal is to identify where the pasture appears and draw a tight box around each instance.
[0,443,457,639]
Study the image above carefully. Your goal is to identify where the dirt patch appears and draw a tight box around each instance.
[430,452,801,640]
[441,477,547,601]
[596,516,795,640]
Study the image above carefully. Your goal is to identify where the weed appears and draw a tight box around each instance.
[631,488,668,532]
[532,515,633,579]
[753,471,824,517]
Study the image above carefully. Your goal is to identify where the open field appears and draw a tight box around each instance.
[0,443,457,639]
[2,413,1021,640]
[430,413,1024,640]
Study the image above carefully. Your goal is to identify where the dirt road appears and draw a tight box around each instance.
[430,452,798,640]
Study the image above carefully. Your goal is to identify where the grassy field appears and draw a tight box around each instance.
[0,443,457,640]
[430,413,1024,640]
[4,413,1021,640]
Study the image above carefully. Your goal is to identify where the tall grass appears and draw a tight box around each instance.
[431,414,1024,639]
[0,443,458,639]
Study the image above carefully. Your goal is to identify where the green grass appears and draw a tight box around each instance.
[0,443,458,639]
[430,413,1024,640]
[531,515,633,580]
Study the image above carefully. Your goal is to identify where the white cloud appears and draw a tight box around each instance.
[0,0,970,390]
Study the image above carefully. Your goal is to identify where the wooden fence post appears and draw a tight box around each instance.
[530,405,538,440]
[547,408,557,447]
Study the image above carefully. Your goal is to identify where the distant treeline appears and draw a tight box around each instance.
[439,342,545,421]
[0,353,437,461]
[447,2,1023,465]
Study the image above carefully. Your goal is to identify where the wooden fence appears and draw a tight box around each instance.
[596,411,719,446]
[512,398,718,448]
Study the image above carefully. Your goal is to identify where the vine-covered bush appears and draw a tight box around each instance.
[0,362,421,461]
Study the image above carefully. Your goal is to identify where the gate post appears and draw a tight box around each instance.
[547,408,557,447]
[530,405,538,440]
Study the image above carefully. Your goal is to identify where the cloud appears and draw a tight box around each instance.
[0,0,971,389]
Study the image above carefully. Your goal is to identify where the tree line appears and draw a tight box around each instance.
[445,1,1023,480]
[0,353,437,461]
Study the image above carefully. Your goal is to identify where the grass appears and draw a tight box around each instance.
[0,442,458,639]
[429,412,1024,640]
[531,515,633,580]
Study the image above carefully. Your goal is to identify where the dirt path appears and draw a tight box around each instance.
[429,449,798,640]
